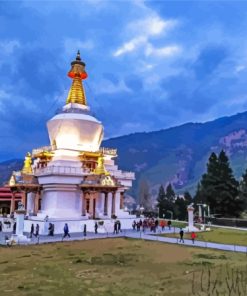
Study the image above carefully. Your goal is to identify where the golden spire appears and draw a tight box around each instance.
[66,51,88,106]
[22,152,33,174]
[94,155,110,175]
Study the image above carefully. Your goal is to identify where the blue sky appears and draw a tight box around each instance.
[1,0,247,160]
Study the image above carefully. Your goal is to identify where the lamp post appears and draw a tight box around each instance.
[197,203,208,228]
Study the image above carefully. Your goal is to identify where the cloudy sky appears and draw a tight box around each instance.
[1,0,247,160]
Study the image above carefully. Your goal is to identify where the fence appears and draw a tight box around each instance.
[205,217,247,228]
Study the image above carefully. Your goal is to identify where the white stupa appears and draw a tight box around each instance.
[9,52,135,234]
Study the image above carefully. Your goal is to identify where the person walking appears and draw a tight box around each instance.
[94,222,98,234]
[62,223,70,240]
[191,231,196,244]
[136,222,140,232]
[48,223,53,236]
[155,219,159,232]
[132,220,136,230]
[83,224,87,237]
[51,224,55,236]
[168,220,171,230]
[34,224,39,237]
[30,223,34,238]
[0,221,2,232]
[113,221,118,234]
[179,228,184,243]
[13,222,16,234]
[160,220,165,232]
[117,220,121,233]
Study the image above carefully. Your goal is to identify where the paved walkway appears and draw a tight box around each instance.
[1,228,247,254]
[126,231,247,254]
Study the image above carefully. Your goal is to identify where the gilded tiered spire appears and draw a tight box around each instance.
[22,152,33,174]
[94,155,110,175]
[66,51,88,106]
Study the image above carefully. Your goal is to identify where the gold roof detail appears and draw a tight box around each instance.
[9,174,16,186]
[94,155,110,175]
[66,51,88,106]
[101,175,115,186]
[22,152,33,174]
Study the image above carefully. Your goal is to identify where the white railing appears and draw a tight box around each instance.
[100,147,117,156]
[32,146,117,156]
[34,166,85,176]
[111,171,135,180]
[32,145,55,156]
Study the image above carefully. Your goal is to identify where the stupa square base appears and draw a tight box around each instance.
[24,217,137,235]
[7,234,31,245]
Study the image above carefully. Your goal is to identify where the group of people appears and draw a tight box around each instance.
[30,223,40,238]
[132,218,172,233]
[4,218,198,245]
[179,228,196,244]
[30,223,54,238]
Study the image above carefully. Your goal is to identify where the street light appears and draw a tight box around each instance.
[197,203,208,227]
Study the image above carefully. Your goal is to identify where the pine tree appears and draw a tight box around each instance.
[156,185,166,218]
[199,150,241,217]
[174,196,187,220]
[200,152,220,209]
[174,191,193,221]
[216,150,241,217]
[238,169,247,213]
[164,183,175,217]
[138,179,152,211]
[166,183,176,202]
[194,182,207,205]
[184,191,193,204]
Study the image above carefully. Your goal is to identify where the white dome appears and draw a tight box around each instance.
[47,111,104,152]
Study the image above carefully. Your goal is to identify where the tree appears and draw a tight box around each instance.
[166,183,176,202]
[174,191,193,221]
[199,150,241,217]
[156,185,166,218]
[184,191,193,204]
[156,183,175,218]
[200,152,220,209]
[194,182,207,205]
[216,150,241,217]
[138,179,152,211]
[238,169,247,214]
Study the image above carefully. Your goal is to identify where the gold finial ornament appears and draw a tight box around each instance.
[22,152,33,174]
[94,155,110,175]
[9,174,16,186]
[66,50,88,106]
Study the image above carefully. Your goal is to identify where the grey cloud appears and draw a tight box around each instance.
[192,45,228,79]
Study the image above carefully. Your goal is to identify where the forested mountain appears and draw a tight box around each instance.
[2,111,247,205]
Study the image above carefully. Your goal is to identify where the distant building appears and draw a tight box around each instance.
[0,186,22,215]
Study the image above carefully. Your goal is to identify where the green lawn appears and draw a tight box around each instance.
[161,227,247,246]
[170,221,188,229]
[0,238,246,296]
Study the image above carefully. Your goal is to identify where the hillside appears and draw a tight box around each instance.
[2,111,247,203]
[0,159,22,186]
[103,111,247,201]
